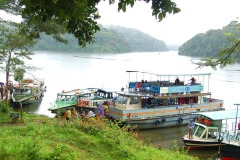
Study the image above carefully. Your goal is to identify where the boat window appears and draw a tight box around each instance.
[66,96,71,101]
[116,96,128,105]
[207,128,218,139]
[194,125,205,137]
[20,89,31,94]
[236,132,240,141]
[130,97,138,104]
[71,96,76,101]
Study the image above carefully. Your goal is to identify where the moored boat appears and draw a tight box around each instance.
[76,88,114,113]
[48,88,114,114]
[220,130,240,160]
[11,78,46,106]
[220,103,240,160]
[108,71,224,130]
[182,109,240,149]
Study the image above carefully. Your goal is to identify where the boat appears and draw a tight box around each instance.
[76,88,114,113]
[182,109,240,149]
[11,78,46,106]
[48,88,113,114]
[220,103,240,160]
[108,71,224,130]
[220,130,240,160]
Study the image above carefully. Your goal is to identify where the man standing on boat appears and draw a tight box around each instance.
[188,119,195,139]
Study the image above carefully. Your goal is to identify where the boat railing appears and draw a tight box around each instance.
[128,81,203,95]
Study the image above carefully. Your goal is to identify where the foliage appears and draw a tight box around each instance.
[13,67,25,83]
[0,0,180,47]
[0,20,35,105]
[0,112,197,160]
[108,25,169,52]
[31,26,168,53]
[178,21,240,69]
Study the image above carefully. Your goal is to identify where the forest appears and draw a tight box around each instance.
[178,22,240,60]
[32,25,169,53]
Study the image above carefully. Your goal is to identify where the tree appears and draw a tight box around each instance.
[0,20,35,106]
[13,67,25,84]
[0,0,180,47]
[192,21,240,70]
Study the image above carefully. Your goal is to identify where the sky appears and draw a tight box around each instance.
[0,0,240,46]
[97,0,240,45]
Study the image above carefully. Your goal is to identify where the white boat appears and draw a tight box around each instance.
[182,109,240,149]
[108,71,224,129]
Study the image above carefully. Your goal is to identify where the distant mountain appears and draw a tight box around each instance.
[32,25,169,53]
[178,21,240,59]
[108,25,169,52]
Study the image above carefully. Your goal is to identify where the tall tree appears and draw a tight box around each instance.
[0,20,35,106]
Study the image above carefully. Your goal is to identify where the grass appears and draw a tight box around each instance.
[0,102,198,160]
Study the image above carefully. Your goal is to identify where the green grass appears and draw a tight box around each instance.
[0,103,198,160]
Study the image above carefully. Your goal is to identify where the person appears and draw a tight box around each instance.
[188,119,195,139]
[65,108,72,121]
[238,121,240,130]
[71,108,78,119]
[175,77,180,85]
[190,77,196,84]
[98,103,105,117]
[88,110,96,117]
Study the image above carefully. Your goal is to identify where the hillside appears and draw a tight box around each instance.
[178,21,240,59]
[32,25,168,53]
[108,25,169,52]
[0,104,197,160]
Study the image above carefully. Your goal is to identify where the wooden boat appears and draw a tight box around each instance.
[11,78,46,106]
[108,71,224,130]
[220,104,240,160]
[182,109,240,149]
[48,88,113,114]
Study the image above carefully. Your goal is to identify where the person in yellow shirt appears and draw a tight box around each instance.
[65,108,72,121]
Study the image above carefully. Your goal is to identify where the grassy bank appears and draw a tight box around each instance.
[0,103,197,160]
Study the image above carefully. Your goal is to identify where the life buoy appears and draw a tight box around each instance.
[161,118,166,123]
[204,118,212,126]
[154,120,160,125]
[178,118,183,124]
[198,116,203,123]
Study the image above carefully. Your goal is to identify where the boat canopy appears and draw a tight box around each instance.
[193,109,240,120]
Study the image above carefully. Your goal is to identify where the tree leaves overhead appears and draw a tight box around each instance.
[0,0,180,47]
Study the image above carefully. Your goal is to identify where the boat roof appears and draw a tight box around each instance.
[126,71,211,77]
[193,109,240,120]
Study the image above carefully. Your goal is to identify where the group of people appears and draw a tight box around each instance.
[174,77,196,86]
[63,103,109,121]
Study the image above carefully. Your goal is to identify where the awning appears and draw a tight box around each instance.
[193,109,240,120]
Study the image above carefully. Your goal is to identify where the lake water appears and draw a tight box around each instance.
[2,51,240,159]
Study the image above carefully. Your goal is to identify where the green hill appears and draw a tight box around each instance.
[32,26,168,53]
[178,21,240,59]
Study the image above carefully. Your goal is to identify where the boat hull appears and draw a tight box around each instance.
[220,142,240,160]
[11,93,43,106]
[182,137,220,149]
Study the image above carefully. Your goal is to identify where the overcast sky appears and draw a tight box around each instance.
[97,0,240,45]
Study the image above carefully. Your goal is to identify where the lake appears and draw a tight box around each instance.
[2,51,240,159]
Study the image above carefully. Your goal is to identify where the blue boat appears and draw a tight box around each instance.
[108,71,224,129]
